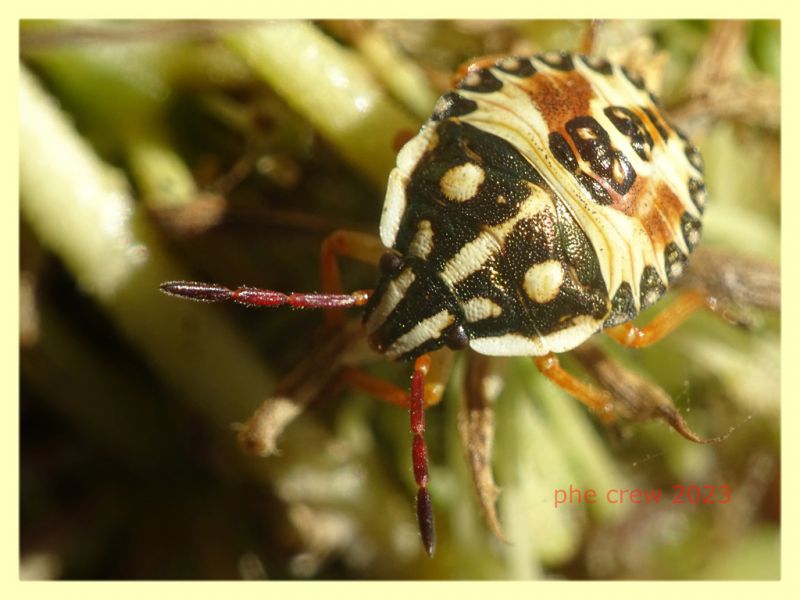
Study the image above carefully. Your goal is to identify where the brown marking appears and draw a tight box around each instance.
[516,69,595,134]
[637,182,687,250]
[608,173,645,216]
[632,104,672,146]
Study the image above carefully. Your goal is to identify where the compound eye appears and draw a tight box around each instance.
[444,323,469,350]
[379,251,403,275]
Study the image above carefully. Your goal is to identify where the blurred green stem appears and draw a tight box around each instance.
[20,65,274,430]
[27,35,199,211]
[225,21,420,188]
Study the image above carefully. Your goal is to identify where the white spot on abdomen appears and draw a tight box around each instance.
[524,260,564,303]
[669,261,684,279]
[440,162,485,202]
[462,297,502,323]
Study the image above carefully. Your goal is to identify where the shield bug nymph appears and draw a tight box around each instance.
[162,50,709,557]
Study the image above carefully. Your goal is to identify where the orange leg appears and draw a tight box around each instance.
[534,354,616,423]
[320,229,386,327]
[605,291,707,349]
[337,349,453,409]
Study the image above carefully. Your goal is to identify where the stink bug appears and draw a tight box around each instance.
[162,49,713,557]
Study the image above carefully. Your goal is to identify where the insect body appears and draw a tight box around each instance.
[162,51,706,557]
[366,52,705,363]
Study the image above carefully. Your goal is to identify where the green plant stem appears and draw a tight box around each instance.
[225,21,419,188]
[20,65,274,429]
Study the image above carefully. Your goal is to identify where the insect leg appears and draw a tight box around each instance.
[338,352,453,557]
[320,229,385,327]
[459,352,506,543]
[604,291,706,349]
[579,19,603,55]
[337,349,452,409]
[533,354,616,423]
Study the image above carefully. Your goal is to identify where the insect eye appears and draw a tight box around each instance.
[379,251,403,275]
[444,324,469,350]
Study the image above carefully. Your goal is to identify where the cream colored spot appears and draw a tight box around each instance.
[612,159,626,184]
[441,231,499,286]
[469,315,601,356]
[669,261,684,279]
[433,95,452,117]
[499,57,520,71]
[543,51,562,63]
[524,260,564,303]
[644,289,660,307]
[380,169,408,247]
[688,229,700,246]
[385,310,454,360]
[440,162,485,202]
[462,297,503,323]
[577,127,597,140]
[380,125,438,247]
[364,268,415,334]
[695,187,707,207]
[464,71,482,87]
[408,220,434,260]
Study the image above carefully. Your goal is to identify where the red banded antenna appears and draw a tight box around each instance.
[160,281,371,309]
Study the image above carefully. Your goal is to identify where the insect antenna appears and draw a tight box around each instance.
[160,281,371,309]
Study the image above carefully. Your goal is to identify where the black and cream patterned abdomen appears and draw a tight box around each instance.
[364,52,705,362]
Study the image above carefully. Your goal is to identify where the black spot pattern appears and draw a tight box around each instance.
[566,116,636,195]
[389,120,610,348]
[621,66,645,90]
[604,106,654,161]
[370,52,709,360]
[459,200,609,343]
[685,144,704,172]
[548,132,578,169]
[681,212,703,251]
[603,282,637,327]
[457,68,503,93]
[548,132,612,205]
[537,51,574,71]
[495,56,536,77]
[396,121,548,272]
[664,242,688,285]
[578,54,613,75]
[432,92,478,121]
[688,178,706,214]
[639,265,667,309]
